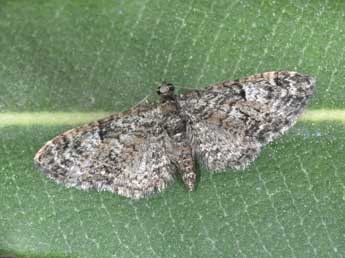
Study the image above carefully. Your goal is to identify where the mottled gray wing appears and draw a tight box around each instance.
[178,71,315,171]
[34,104,177,199]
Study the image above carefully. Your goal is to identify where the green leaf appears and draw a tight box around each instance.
[1,1,345,258]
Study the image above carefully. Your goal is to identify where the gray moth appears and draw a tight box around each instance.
[34,71,315,199]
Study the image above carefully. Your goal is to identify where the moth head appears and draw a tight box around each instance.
[157,82,175,100]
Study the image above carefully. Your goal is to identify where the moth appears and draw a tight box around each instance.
[34,71,315,199]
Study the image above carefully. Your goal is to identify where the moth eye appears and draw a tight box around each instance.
[169,85,175,91]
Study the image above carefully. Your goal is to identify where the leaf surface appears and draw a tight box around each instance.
[1,1,345,257]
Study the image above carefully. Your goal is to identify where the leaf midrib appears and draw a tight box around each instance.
[0,109,344,127]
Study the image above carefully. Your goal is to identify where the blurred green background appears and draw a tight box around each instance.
[1,1,345,257]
